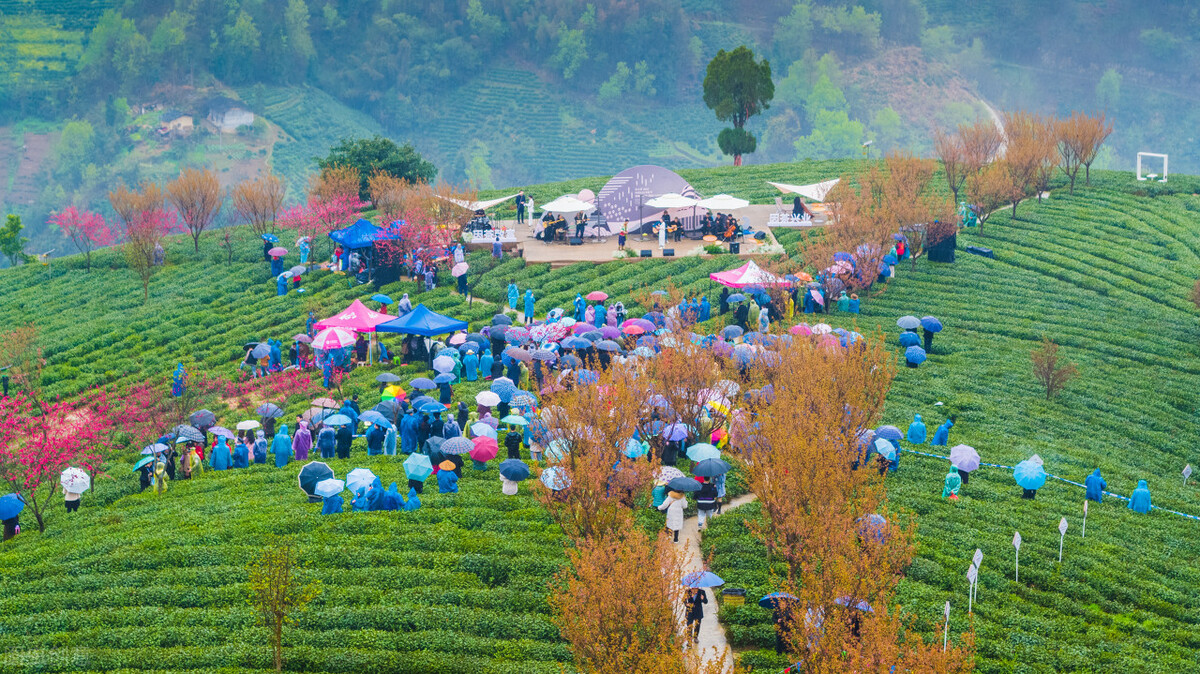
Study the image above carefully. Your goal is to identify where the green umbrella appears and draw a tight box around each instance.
[133,456,155,471]
[501,415,528,426]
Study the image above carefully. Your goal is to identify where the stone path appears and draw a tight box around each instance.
[679,492,758,672]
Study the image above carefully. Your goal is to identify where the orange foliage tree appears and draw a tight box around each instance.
[167,167,224,252]
[733,337,974,672]
[965,163,1009,233]
[308,165,361,204]
[232,173,286,236]
[1000,112,1057,218]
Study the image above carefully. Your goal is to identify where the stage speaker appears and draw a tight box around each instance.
[754,231,767,240]
[729,242,741,254]
[569,237,583,246]
[640,250,653,258]
[662,248,674,256]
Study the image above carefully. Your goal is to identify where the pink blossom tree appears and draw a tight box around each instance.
[277,195,360,262]
[0,393,113,532]
[50,206,114,271]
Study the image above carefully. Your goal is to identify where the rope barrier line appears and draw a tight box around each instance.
[897,448,1199,522]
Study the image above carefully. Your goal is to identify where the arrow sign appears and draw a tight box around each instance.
[1058,517,1068,562]
[967,564,978,613]
[1082,500,1088,538]
[943,601,950,652]
[972,548,983,603]
[1013,531,1021,581]
[1185,464,1192,486]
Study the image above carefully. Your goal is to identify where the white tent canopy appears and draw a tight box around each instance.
[645,192,700,209]
[768,178,840,202]
[541,195,597,215]
[697,194,750,210]
[438,193,519,211]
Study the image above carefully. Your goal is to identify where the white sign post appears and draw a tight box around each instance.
[972,548,983,603]
[943,601,950,652]
[967,564,978,613]
[1082,500,1088,538]
[1184,464,1192,486]
[1013,531,1021,581]
[1058,517,1068,563]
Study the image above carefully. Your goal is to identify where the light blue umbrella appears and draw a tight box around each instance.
[359,411,392,429]
[897,315,920,330]
[873,438,896,460]
[686,443,721,462]
[540,466,571,490]
[372,294,393,305]
[324,414,352,426]
[682,571,725,588]
[905,345,927,364]
[410,377,436,390]
[722,325,744,340]
[898,332,920,348]
[623,438,648,458]
[404,454,433,481]
[1013,458,1047,490]
[471,423,498,439]
[346,468,377,493]
[314,479,345,498]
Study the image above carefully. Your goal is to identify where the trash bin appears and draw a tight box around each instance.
[722,588,746,606]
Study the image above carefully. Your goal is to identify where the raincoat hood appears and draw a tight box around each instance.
[1137,479,1148,489]
[256,430,265,440]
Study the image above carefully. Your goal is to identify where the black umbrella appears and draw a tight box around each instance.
[372,400,400,423]
[693,458,732,477]
[595,340,621,352]
[667,477,702,493]
[172,424,204,443]
[376,373,402,383]
[493,314,513,326]
[499,458,531,481]
[582,331,602,342]
[188,410,216,430]
[243,342,260,351]
[298,462,334,503]
[256,403,284,419]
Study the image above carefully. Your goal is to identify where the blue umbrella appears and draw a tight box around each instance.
[875,425,903,442]
[662,423,690,442]
[898,332,920,348]
[132,456,155,471]
[682,571,725,588]
[582,330,603,342]
[921,316,943,333]
[541,466,571,490]
[499,459,531,481]
[359,411,392,429]
[491,381,518,402]
[492,314,513,326]
[410,377,436,390]
[905,345,927,364]
[727,293,746,303]
[372,294,393,305]
[261,233,279,243]
[409,395,436,409]
[693,458,732,477]
[835,596,874,613]
[417,401,445,414]
[575,370,599,385]
[471,423,497,439]
[562,336,591,350]
[433,373,455,384]
[324,414,352,426]
[0,493,26,520]
[873,438,896,460]
[686,443,721,462]
[1014,458,1047,490]
[623,438,648,458]
[897,315,921,330]
[857,513,888,543]
[883,254,898,265]
[758,592,799,609]
[404,454,433,481]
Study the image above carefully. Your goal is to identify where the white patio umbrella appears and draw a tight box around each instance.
[645,193,700,209]
[541,195,596,215]
[697,194,750,210]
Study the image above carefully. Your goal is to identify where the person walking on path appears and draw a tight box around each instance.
[658,490,687,542]
[685,588,708,643]
[523,289,536,324]
[508,283,519,311]
[696,479,718,529]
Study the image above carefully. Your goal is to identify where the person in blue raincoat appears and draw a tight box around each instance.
[524,289,535,323]
[383,483,404,510]
[404,488,422,510]
[321,493,343,514]
[698,296,711,322]
[270,255,283,277]
[1084,469,1106,503]
[574,294,586,322]
[299,238,310,264]
[253,430,269,463]
[437,465,459,493]
[1128,480,1152,513]
[848,293,860,314]
[595,302,607,328]
[211,436,232,470]
[836,291,850,312]
[508,283,519,310]
[366,423,386,456]
[276,274,288,296]
[400,411,419,454]
[351,485,370,512]
[479,350,494,381]
[338,400,358,433]
[271,425,292,467]
[317,425,335,459]
[269,340,282,371]
[232,439,249,468]
[907,414,926,444]
[463,350,479,381]
[397,293,413,317]
[931,418,953,446]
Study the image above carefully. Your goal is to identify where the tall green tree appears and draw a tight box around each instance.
[0,215,29,267]
[703,46,774,166]
[317,136,437,200]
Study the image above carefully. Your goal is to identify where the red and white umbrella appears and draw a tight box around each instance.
[312,326,356,350]
[585,291,609,301]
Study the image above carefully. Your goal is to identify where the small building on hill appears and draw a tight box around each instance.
[160,110,194,136]
[206,97,254,133]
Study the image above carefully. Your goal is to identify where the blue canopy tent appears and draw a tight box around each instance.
[378,305,469,369]
[330,219,381,248]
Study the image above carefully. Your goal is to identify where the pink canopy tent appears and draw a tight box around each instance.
[709,261,792,289]
[314,299,394,333]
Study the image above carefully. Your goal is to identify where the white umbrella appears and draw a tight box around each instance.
[476,391,501,406]
[697,194,750,210]
[346,468,377,493]
[236,419,261,431]
[60,467,91,493]
[645,193,700,209]
[541,195,596,215]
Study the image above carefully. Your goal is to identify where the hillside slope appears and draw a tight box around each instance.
[0,163,1198,671]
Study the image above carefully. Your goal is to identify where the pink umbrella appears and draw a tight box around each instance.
[452,262,469,277]
[311,326,356,350]
[789,324,813,336]
[469,437,499,462]
[585,291,609,301]
[449,333,467,345]
[268,247,288,257]
[293,334,314,343]
[622,324,646,335]
[810,289,825,306]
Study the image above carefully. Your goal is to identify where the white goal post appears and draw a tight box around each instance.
[1137,152,1168,182]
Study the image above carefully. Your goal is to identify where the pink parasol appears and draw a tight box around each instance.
[585,291,609,301]
[452,262,469,277]
[268,247,288,257]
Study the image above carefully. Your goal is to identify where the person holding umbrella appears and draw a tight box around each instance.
[685,587,708,642]
[335,421,353,459]
[211,436,232,471]
[658,489,687,543]
[60,468,89,513]
[292,420,312,461]
[696,478,719,529]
